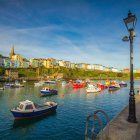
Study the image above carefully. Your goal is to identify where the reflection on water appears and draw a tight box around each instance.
[12,111,57,129]
[0,80,139,140]
[108,89,120,94]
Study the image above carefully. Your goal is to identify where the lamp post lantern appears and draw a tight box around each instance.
[123,10,137,123]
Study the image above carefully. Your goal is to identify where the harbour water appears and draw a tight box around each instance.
[0,80,140,140]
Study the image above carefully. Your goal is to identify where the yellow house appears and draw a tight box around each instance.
[11,54,24,61]
[43,58,57,68]
[136,70,140,73]
[104,67,111,72]
[122,68,130,73]
[70,63,76,69]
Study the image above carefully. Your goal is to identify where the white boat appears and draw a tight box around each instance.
[61,81,67,86]
[14,81,24,87]
[0,87,4,90]
[34,81,44,86]
[86,84,101,93]
[87,83,97,88]
[4,83,15,88]
[119,81,127,87]
[44,80,56,84]
[40,87,58,96]
[22,80,26,83]
[11,100,57,119]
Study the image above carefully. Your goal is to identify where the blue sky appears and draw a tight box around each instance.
[0,0,140,69]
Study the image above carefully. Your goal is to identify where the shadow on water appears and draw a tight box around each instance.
[108,89,120,94]
[12,111,56,129]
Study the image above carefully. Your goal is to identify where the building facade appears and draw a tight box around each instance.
[5,69,19,79]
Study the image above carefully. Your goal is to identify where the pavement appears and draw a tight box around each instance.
[97,93,140,140]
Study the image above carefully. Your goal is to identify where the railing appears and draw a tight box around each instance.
[135,88,140,95]
[85,110,110,140]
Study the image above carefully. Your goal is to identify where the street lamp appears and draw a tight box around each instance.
[123,10,137,123]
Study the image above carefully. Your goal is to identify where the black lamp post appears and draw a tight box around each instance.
[123,10,137,123]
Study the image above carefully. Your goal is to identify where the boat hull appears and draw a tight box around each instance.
[72,83,86,88]
[40,90,58,96]
[97,84,108,90]
[86,89,100,93]
[108,86,120,91]
[119,83,127,87]
[0,87,4,90]
[11,105,57,119]
[44,81,56,84]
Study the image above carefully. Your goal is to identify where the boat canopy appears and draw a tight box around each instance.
[19,100,33,105]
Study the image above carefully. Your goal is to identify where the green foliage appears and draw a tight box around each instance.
[18,68,37,77]
[134,73,140,78]
[0,68,4,75]
[117,73,123,77]
[2,67,139,80]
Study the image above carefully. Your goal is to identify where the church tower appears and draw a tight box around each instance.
[9,46,15,59]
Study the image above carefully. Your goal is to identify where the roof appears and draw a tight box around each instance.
[20,100,33,105]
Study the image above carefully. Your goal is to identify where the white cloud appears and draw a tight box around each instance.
[0,24,139,69]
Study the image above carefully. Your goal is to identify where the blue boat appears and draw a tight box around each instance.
[44,80,56,84]
[4,83,15,88]
[119,81,127,87]
[108,83,120,91]
[40,87,58,96]
[11,100,57,119]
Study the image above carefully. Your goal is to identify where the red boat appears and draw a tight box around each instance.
[69,80,86,88]
[72,83,86,88]
[97,83,108,90]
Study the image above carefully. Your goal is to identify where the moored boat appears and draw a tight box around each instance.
[14,81,24,88]
[40,87,58,96]
[108,81,120,91]
[34,81,44,87]
[97,83,108,90]
[71,80,86,88]
[4,83,15,88]
[0,87,4,90]
[119,81,127,87]
[86,84,101,93]
[105,81,111,86]
[61,81,67,86]
[44,80,56,84]
[22,80,26,83]
[11,100,57,119]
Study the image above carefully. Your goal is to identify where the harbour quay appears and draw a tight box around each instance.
[97,91,140,140]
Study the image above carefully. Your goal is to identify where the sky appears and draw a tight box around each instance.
[0,0,140,70]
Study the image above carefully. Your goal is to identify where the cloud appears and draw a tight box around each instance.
[0,23,139,69]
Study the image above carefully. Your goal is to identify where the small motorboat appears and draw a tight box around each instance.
[119,81,127,87]
[34,81,44,87]
[44,80,56,84]
[14,81,24,88]
[97,83,108,90]
[105,81,110,86]
[22,80,26,83]
[61,81,67,86]
[86,84,101,93]
[4,83,15,88]
[71,80,86,88]
[11,100,57,119]
[40,87,58,96]
[0,87,4,90]
[108,81,120,91]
